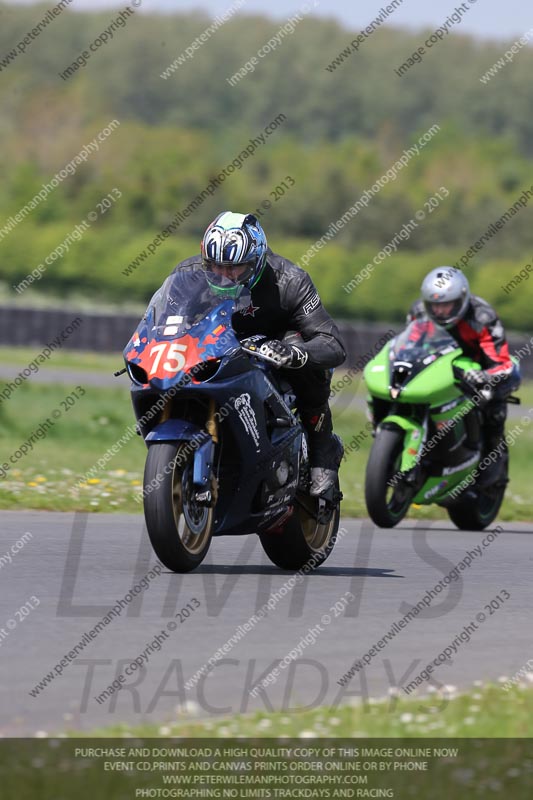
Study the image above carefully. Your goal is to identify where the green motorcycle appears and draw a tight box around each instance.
[363,318,519,530]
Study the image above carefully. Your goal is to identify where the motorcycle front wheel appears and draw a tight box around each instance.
[365,427,414,528]
[144,442,215,573]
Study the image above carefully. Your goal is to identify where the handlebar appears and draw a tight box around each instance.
[452,366,494,404]
[241,342,285,367]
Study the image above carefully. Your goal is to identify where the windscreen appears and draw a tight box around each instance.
[390,318,459,364]
[144,269,250,337]
[124,269,252,383]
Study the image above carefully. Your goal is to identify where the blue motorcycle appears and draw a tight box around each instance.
[123,269,342,573]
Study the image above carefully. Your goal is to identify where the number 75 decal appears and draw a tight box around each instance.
[149,342,188,375]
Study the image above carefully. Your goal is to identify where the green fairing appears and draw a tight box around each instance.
[363,343,391,399]
[363,317,517,529]
[404,352,470,407]
[412,475,451,505]
[363,321,492,514]
[379,415,424,472]
[365,348,480,406]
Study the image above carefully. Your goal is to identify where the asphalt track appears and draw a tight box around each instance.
[0,511,531,736]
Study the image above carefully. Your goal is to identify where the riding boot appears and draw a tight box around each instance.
[300,404,344,495]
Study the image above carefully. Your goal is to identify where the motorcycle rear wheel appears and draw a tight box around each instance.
[447,453,508,530]
[365,427,414,528]
[144,442,215,573]
[447,489,505,531]
[259,488,340,571]
[447,472,507,531]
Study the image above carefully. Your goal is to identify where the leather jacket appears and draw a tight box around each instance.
[172,248,346,369]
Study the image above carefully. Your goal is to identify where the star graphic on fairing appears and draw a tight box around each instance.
[241,302,260,317]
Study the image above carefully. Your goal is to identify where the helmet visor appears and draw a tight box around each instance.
[202,269,247,299]
[202,257,256,285]
[425,298,464,326]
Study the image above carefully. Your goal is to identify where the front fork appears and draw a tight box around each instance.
[149,396,219,508]
[379,410,428,486]
[193,398,218,507]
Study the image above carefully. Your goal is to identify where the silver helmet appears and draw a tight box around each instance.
[421,267,470,328]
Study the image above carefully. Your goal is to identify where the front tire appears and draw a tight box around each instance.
[365,427,414,528]
[144,442,215,573]
[259,488,340,571]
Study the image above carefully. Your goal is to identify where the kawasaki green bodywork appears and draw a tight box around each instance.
[363,325,482,506]
[365,344,476,406]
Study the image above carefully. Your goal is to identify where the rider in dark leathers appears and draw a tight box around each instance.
[171,212,346,495]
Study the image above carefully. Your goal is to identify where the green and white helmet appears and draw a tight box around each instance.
[200,211,267,296]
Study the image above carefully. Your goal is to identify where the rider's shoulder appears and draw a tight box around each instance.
[267,250,312,286]
[468,295,499,327]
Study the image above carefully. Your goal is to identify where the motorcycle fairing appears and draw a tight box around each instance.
[124,270,308,536]
[125,303,237,389]
[380,415,424,472]
[365,317,486,506]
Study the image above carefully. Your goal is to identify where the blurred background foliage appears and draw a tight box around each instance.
[0,3,532,327]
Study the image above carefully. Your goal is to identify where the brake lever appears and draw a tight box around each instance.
[241,344,283,367]
[455,376,494,404]
[477,386,494,403]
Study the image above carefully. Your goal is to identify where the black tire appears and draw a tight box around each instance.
[447,451,508,531]
[365,427,414,528]
[259,489,340,571]
[143,442,215,573]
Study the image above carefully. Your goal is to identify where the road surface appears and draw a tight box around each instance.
[0,511,530,735]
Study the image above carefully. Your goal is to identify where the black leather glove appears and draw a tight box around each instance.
[462,369,493,401]
[257,339,309,369]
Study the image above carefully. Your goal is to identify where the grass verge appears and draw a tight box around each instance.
[66,681,533,738]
